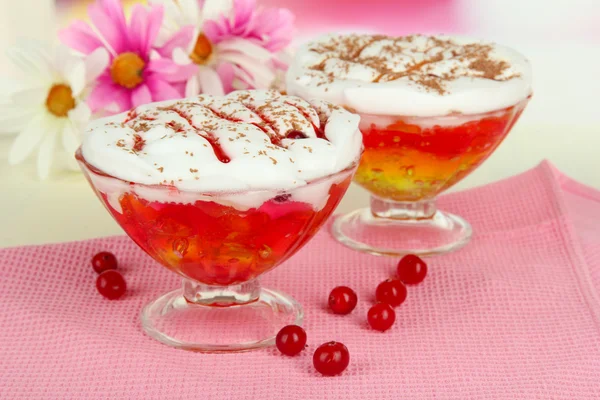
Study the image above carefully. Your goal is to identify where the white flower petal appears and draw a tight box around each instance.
[221,53,276,88]
[197,66,225,96]
[8,112,49,165]
[218,39,273,63]
[185,75,200,97]
[201,0,233,22]
[66,61,87,97]
[6,42,53,80]
[173,47,192,65]
[84,48,110,83]
[68,102,92,127]
[37,118,62,180]
[0,104,42,134]
[61,120,81,154]
[11,86,51,107]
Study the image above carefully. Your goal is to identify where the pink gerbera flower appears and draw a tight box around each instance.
[151,0,295,96]
[59,0,195,114]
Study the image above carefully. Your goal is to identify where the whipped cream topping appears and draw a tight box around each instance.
[286,34,532,117]
[81,90,362,193]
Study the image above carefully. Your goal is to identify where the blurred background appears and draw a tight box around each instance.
[0,0,599,246]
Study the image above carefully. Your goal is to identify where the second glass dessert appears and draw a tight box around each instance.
[287,34,532,256]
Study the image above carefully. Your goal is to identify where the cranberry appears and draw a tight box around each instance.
[276,325,307,356]
[367,303,396,332]
[286,130,308,139]
[313,341,350,376]
[96,270,127,300]
[397,254,428,285]
[328,286,358,315]
[375,278,407,307]
[91,251,118,274]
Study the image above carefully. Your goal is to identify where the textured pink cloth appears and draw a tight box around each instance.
[1,161,600,399]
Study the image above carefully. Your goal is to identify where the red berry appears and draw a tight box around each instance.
[91,251,118,274]
[397,254,427,285]
[313,341,350,376]
[375,278,407,307]
[328,286,358,315]
[96,270,126,300]
[276,325,307,356]
[367,303,396,332]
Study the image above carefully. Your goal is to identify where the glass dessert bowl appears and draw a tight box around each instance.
[77,90,361,351]
[287,34,532,256]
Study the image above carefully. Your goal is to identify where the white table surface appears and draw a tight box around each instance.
[0,1,599,248]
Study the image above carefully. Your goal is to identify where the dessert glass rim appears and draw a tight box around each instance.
[76,147,359,197]
[352,94,532,119]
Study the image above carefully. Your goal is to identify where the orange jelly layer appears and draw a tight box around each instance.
[353,106,523,201]
[99,176,352,286]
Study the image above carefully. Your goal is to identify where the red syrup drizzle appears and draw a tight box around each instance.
[241,103,283,147]
[283,101,327,140]
[123,109,138,124]
[132,134,145,152]
[160,106,231,163]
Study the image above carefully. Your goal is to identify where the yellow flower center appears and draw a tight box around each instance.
[45,84,76,117]
[111,52,145,89]
[190,34,213,65]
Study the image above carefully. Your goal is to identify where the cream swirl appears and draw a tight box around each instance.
[286,34,532,116]
[81,90,362,192]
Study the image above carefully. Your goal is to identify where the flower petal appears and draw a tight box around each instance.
[11,86,50,107]
[6,43,53,81]
[88,0,129,55]
[202,0,234,22]
[185,75,200,97]
[218,38,273,63]
[37,117,62,180]
[220,53,275,88]
[156,25,195,59]
[131,84,152,107]
[197,66,225,96]
[146,77,182,101]
[8,112,48,165]
[145,5,165,55]
[66,61,87,97]
[68,102,92,127]
[58,21,105,55]
[84,47,111,83]
[0,105,42,134]
[62,120,82,155]
[172,47,192,65]
[87,78,129,113]
[128,5,148,54]
[216,62,236,93]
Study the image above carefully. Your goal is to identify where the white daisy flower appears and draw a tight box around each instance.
[0,40,108,179]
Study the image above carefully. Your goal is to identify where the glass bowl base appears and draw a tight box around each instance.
[332,207,472,257]
[141,287,303,352]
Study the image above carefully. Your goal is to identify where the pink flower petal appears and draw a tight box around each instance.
[128,5,148,55]
[202,20,226,44]
[232,0,255,30]
[147,59,197,83]
[131,84,152,107]
[58,21,105,55]
[87,75,131,114]
[156,25,195,59]
[144,5,164,55]
[216,62,235,93]
[146,77,183,101]
[88,0,128,54]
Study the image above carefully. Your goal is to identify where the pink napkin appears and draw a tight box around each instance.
[1,161,600,399]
